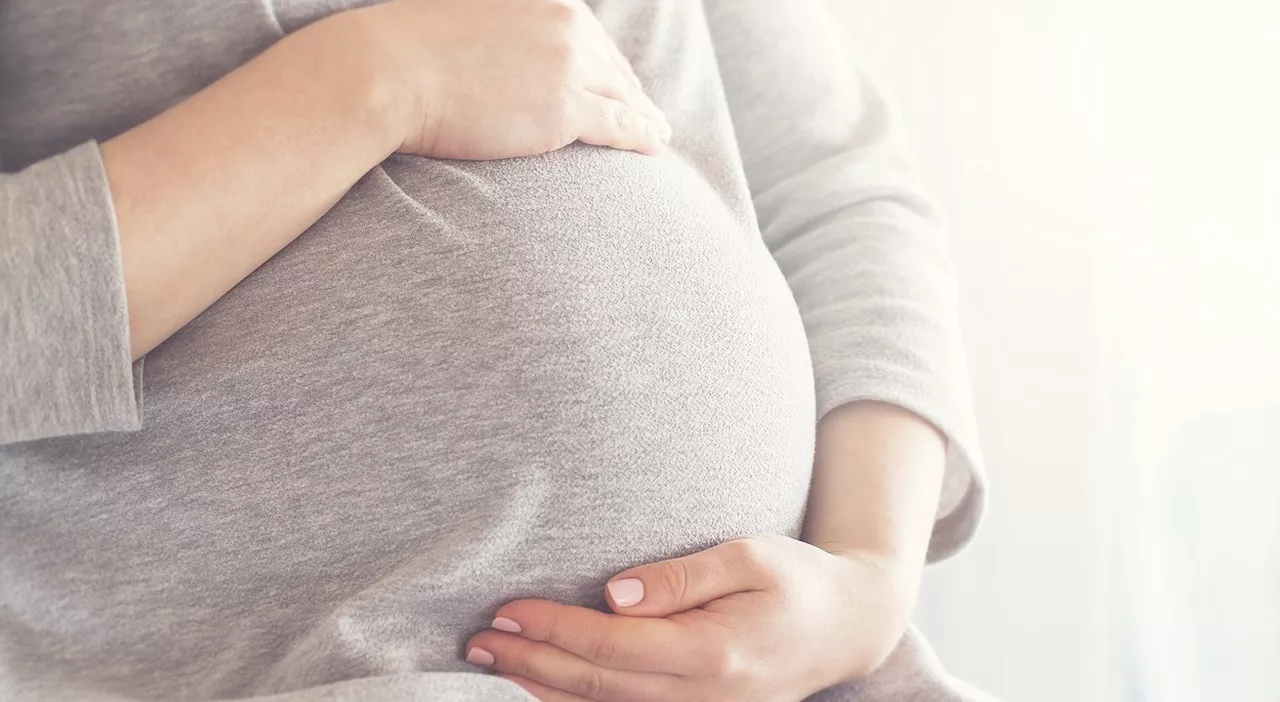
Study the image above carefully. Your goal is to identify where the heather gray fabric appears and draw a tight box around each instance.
[0,1,989,700]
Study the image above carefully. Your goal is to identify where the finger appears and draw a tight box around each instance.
[491,599,700,674]
[578,52,667,128]
[574,25,667,130]
[605,537,778,617]
[573,92,669,155]
[466,631,677,702]
[500,675,594,702]
[600,46,670,137]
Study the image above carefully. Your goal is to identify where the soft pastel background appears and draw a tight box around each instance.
[824,1,1280,700]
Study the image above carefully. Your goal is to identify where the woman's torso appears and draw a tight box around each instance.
[0,1,816,698]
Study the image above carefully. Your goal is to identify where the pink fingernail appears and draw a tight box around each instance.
[607,578,645,607]
[491,616,522,633]
[466,647,495,667]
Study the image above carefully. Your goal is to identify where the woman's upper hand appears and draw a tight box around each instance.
[359,0,671,160]
[464,534,921,702]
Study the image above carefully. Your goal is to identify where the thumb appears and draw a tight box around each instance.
[604,538,774,617]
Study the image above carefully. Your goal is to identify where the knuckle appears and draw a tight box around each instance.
[545,614,608,659]
[656,559,690,604]
[542,40,576,73]
[500,647,531,678]
[575,665,608,699]
[584,630,621,665]
[743,536,790,583]
[704,644,746,680]
[538,0,579,23]
[543,617,573,649]
[728,536,771,570]
[612,106,635,130]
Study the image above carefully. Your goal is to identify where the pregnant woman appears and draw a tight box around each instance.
[1,0,988,700]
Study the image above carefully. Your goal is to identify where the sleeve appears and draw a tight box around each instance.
[1,141,144,446]
[702,0,986,561]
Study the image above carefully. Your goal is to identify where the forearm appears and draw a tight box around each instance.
[703,0,977,561]
[103,10,403,359]
[802,401,947,567]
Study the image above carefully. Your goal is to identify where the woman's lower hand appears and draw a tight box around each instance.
[464,534,922,702]
[355,0,670,160]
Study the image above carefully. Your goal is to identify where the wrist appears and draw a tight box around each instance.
[823,544,923,584]
[822,546,923,681]
[340,2,446,155]
[300,8,414,159]
[804,401,947,565]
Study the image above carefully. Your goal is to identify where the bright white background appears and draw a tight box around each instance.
[826,2,1280,701]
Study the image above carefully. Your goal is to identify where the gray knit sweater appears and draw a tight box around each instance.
[0,1,986,700]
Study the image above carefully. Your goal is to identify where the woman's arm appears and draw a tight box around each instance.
[104,12,399,361]
[110,0,667,361]
[2,0,666,445]
[703,0,985,562]
[805,402,946,569]
[0,14,386,444]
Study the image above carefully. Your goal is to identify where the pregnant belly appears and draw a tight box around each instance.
[0,146,815,698]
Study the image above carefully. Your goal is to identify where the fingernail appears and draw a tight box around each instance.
[466,647,495,667]
[607,578,645,607]
[491,616,522,634]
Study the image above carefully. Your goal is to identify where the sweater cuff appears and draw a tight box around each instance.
[1,141,144,445]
